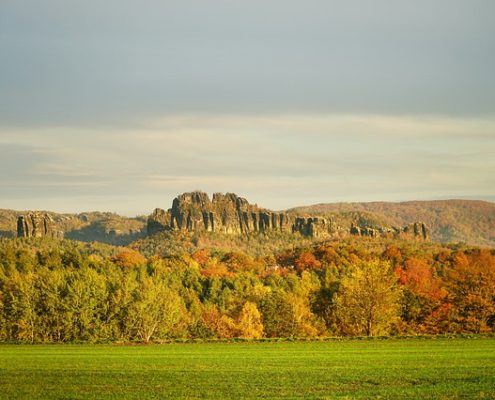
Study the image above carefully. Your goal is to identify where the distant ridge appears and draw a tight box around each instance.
[0,209,146,245]
[1,198,493,248]
[289,199,495,247]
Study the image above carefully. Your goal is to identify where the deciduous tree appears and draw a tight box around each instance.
[447,250,495,332]
[334,260,400,336]
[236,301,264,339]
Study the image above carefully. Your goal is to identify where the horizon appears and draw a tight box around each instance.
[1,1,494,215]
[3,192,495,218]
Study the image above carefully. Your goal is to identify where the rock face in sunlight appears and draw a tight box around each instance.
[350,222,429,240]
[147,191,428,240]
[17,212,64,239]
[148,191,335,238]
[12,211,146,244]
[403,222,430,240]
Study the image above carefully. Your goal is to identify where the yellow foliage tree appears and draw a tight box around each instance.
[334,260,400,336]
[236,301,264,339]
[201,305,237,338]
[448,250,495,333]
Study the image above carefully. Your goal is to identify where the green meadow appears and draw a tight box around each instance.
[1,338,494,399]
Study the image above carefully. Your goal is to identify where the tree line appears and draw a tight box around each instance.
[0,238,493,342]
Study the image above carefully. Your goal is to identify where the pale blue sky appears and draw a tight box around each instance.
[1,1,494,215]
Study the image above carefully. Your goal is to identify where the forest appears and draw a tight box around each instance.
[0,236,494,343]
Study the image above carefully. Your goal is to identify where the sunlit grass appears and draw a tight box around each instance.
[1,338,494,399]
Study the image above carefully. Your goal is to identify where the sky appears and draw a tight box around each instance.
[1,0,494,215]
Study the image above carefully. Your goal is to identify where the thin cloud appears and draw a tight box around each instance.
[0,113,494,214]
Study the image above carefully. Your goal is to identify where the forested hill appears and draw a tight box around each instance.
[0,209,146,245]
[2,198,494,248]
[289,200,495,248]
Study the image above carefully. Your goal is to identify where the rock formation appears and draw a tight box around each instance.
[17,212,64,239]
[148,191,336,238]
[403,222,430,240]
[350,222,429,240]
[147,191,429,240]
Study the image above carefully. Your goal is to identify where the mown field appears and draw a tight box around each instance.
[0,338,494,399]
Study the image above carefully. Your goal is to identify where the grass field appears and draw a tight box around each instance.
[0,338,494,399]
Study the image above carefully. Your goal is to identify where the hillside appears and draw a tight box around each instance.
[131,229,319,258]
[0,209,146,245]
[289,200,495,247]
[3,197,494,248]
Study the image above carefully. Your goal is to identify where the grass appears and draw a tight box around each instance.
[0,338,494,399]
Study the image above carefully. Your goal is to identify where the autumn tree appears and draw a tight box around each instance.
[126,275,185,342]
[311,267,340,334]
[200,305,237,338]
[222,252,259,273]
[111,249,146,269]
[34,266,68,341]
[188,248,206,264]
[294,252,321,273]
[1,236,493,341]
[334,260,400,336]
[395,257,449,333]
[2,270,37,342]
[286,271,325,336]
[236,301,264,338]
[260,291,298,337]
[382,245,403,267]
[63,266,108,341]
[447,250,495,333]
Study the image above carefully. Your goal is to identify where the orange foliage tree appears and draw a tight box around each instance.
[447,250,495,333]
[395,257,449,333]
[294,252,321,273]
[111,250,147,268]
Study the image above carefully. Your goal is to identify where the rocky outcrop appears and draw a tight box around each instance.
[293,217,334,238]
[148,191,431,241]
[402,222,430,240]
[9,211,146,244]
[148,191,336,238]
[350,222,429,240]
[17,212,64,239]
[148,208,171,236]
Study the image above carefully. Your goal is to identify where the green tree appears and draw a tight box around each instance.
[63,266,108,341]
[126,276,184,342]
[3,270,37,342]
[35,267,68,342]
[260,291,298,337]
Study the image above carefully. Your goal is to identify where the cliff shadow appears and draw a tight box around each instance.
[64,224,146,246]
[0,230,15,238]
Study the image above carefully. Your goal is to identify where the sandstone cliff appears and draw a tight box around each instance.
[147,191,429,240]
[17,212,64,239]
[13,211,146,243]
[350,222,429,240]
[148,191,333,238]
[290,200,495,246]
